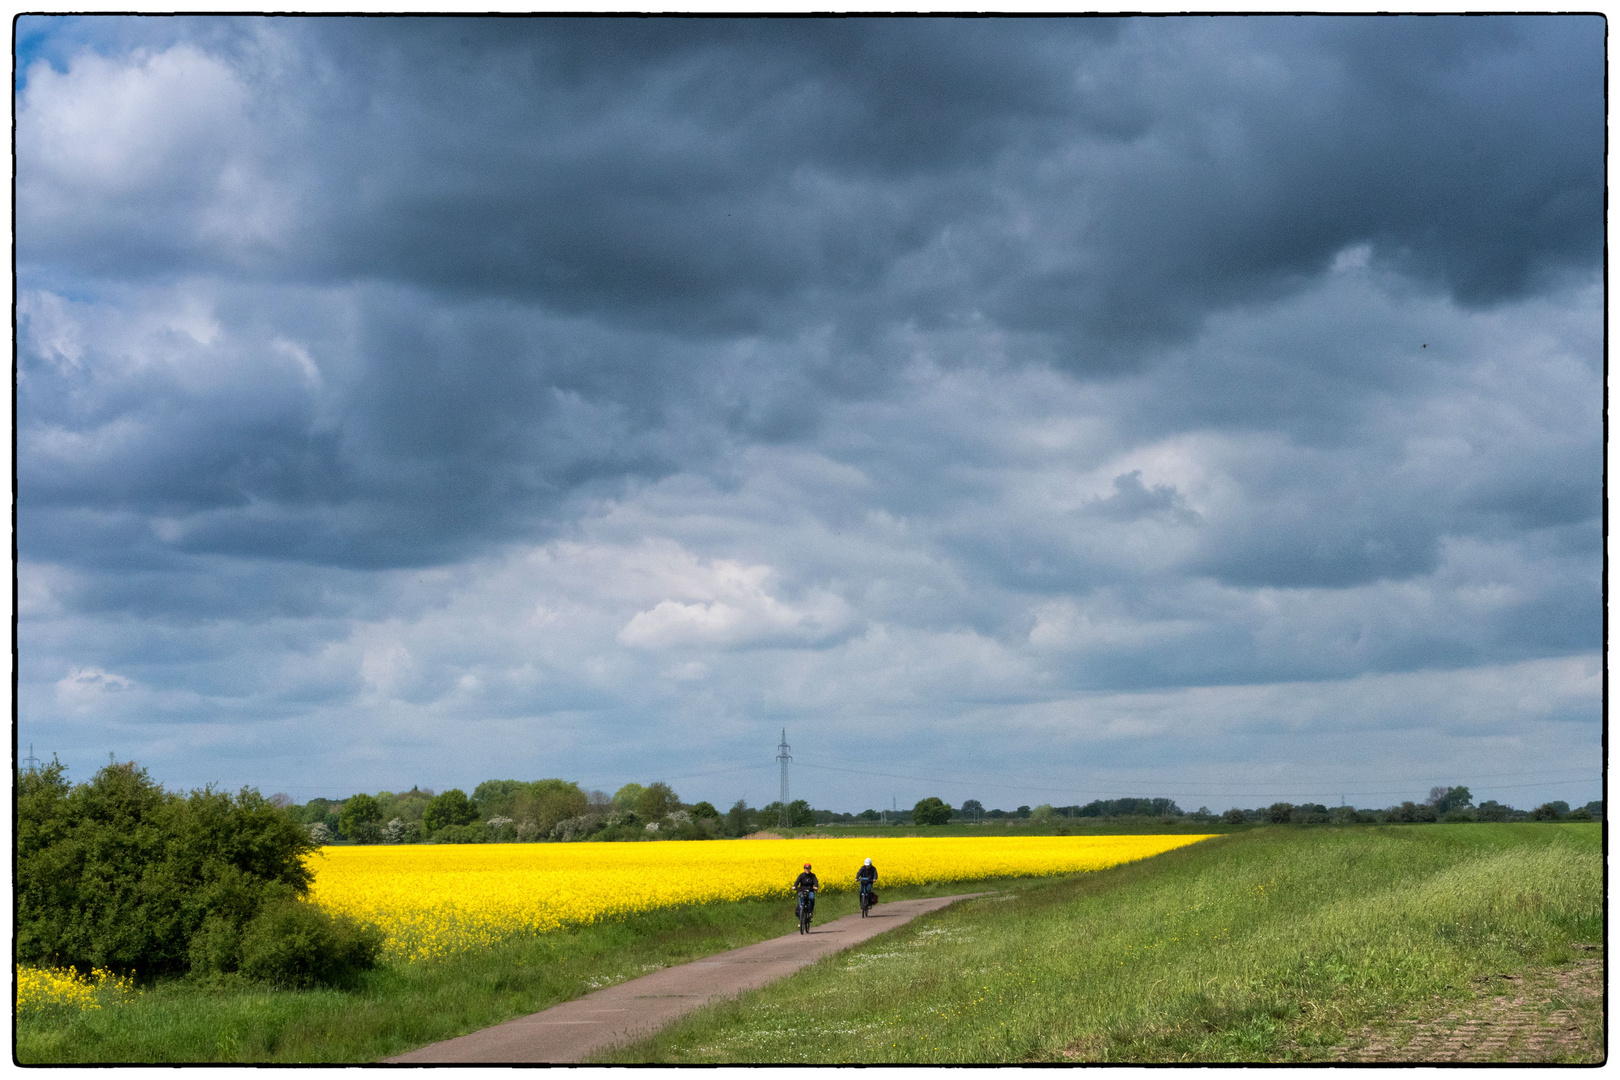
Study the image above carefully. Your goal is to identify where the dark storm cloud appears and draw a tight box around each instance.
[15,17,1603,802]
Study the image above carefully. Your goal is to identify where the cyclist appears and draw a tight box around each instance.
[856,857,878,915]
[793,863,819,931]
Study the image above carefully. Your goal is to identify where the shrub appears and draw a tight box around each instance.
[549,813,606,842]
[16,758,346,984]
[432,823,488,843]
[382,817,422,844]
[1222,808,1247,825]
[233,891,383,989]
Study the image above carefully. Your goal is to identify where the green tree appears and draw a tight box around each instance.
[690,801,720,820]
[787,799,816,827]
[612,783,646,814]
[636,782,679,823]
[725,799,752,837]
[913,796,952,826]
[472,779,527,818]
[1428,785,1473,814]
[422,789,479,835]
[1266,802,1295,824]
[339,793,384,844]
[521,779,589,836]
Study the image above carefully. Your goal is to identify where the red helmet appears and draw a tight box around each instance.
[803,863,811,869]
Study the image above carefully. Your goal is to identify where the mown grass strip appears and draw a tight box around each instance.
[597,824,1601,1064]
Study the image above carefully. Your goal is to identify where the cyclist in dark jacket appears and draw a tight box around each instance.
[794,864,819,893]
[856,858,877,888]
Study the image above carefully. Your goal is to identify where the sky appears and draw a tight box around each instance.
[15,15,1604,814]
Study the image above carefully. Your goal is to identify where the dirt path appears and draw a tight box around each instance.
[385,893,987,1064]
[1332,957,1605,1063]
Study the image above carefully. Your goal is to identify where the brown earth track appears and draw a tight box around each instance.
[1331,955,1604,1063]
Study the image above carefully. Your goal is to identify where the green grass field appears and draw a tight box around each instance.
[16,824,1600,1064]
[599,824,1602,1063]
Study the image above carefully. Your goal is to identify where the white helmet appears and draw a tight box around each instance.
[864,858,872,866]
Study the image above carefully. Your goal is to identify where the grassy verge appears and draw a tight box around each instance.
[13,876,1054,1063]
[597,824,1601,1063]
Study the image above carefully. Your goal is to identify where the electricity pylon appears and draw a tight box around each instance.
[776,729,792,828]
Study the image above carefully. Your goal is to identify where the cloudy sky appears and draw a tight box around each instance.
[16,16,1603,813]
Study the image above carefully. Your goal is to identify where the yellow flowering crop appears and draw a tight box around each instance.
[310,834,1212,963]
[15,965,138,1018]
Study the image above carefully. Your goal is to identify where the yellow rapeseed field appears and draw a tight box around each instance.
[15,965,138,1017]
[310,834,1213,963]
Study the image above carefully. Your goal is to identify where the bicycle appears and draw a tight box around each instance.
[795,888,816,934]
[858,878,877,917]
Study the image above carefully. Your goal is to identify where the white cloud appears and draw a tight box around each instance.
[617,549,852,650]
[56,666,134,705]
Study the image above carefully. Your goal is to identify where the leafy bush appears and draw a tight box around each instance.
[16,758,375,988]
[235,893,383,988]
[550,813,606,841]
[431,823,488,843]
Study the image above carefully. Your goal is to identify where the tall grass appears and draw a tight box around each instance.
[602,824,1601,1063]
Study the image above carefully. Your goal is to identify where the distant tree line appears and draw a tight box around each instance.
[286,777,1602,846]
[1206,787,1602,825]
[289,779,737,845]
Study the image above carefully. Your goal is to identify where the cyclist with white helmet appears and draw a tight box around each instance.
[856,857,878,916]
